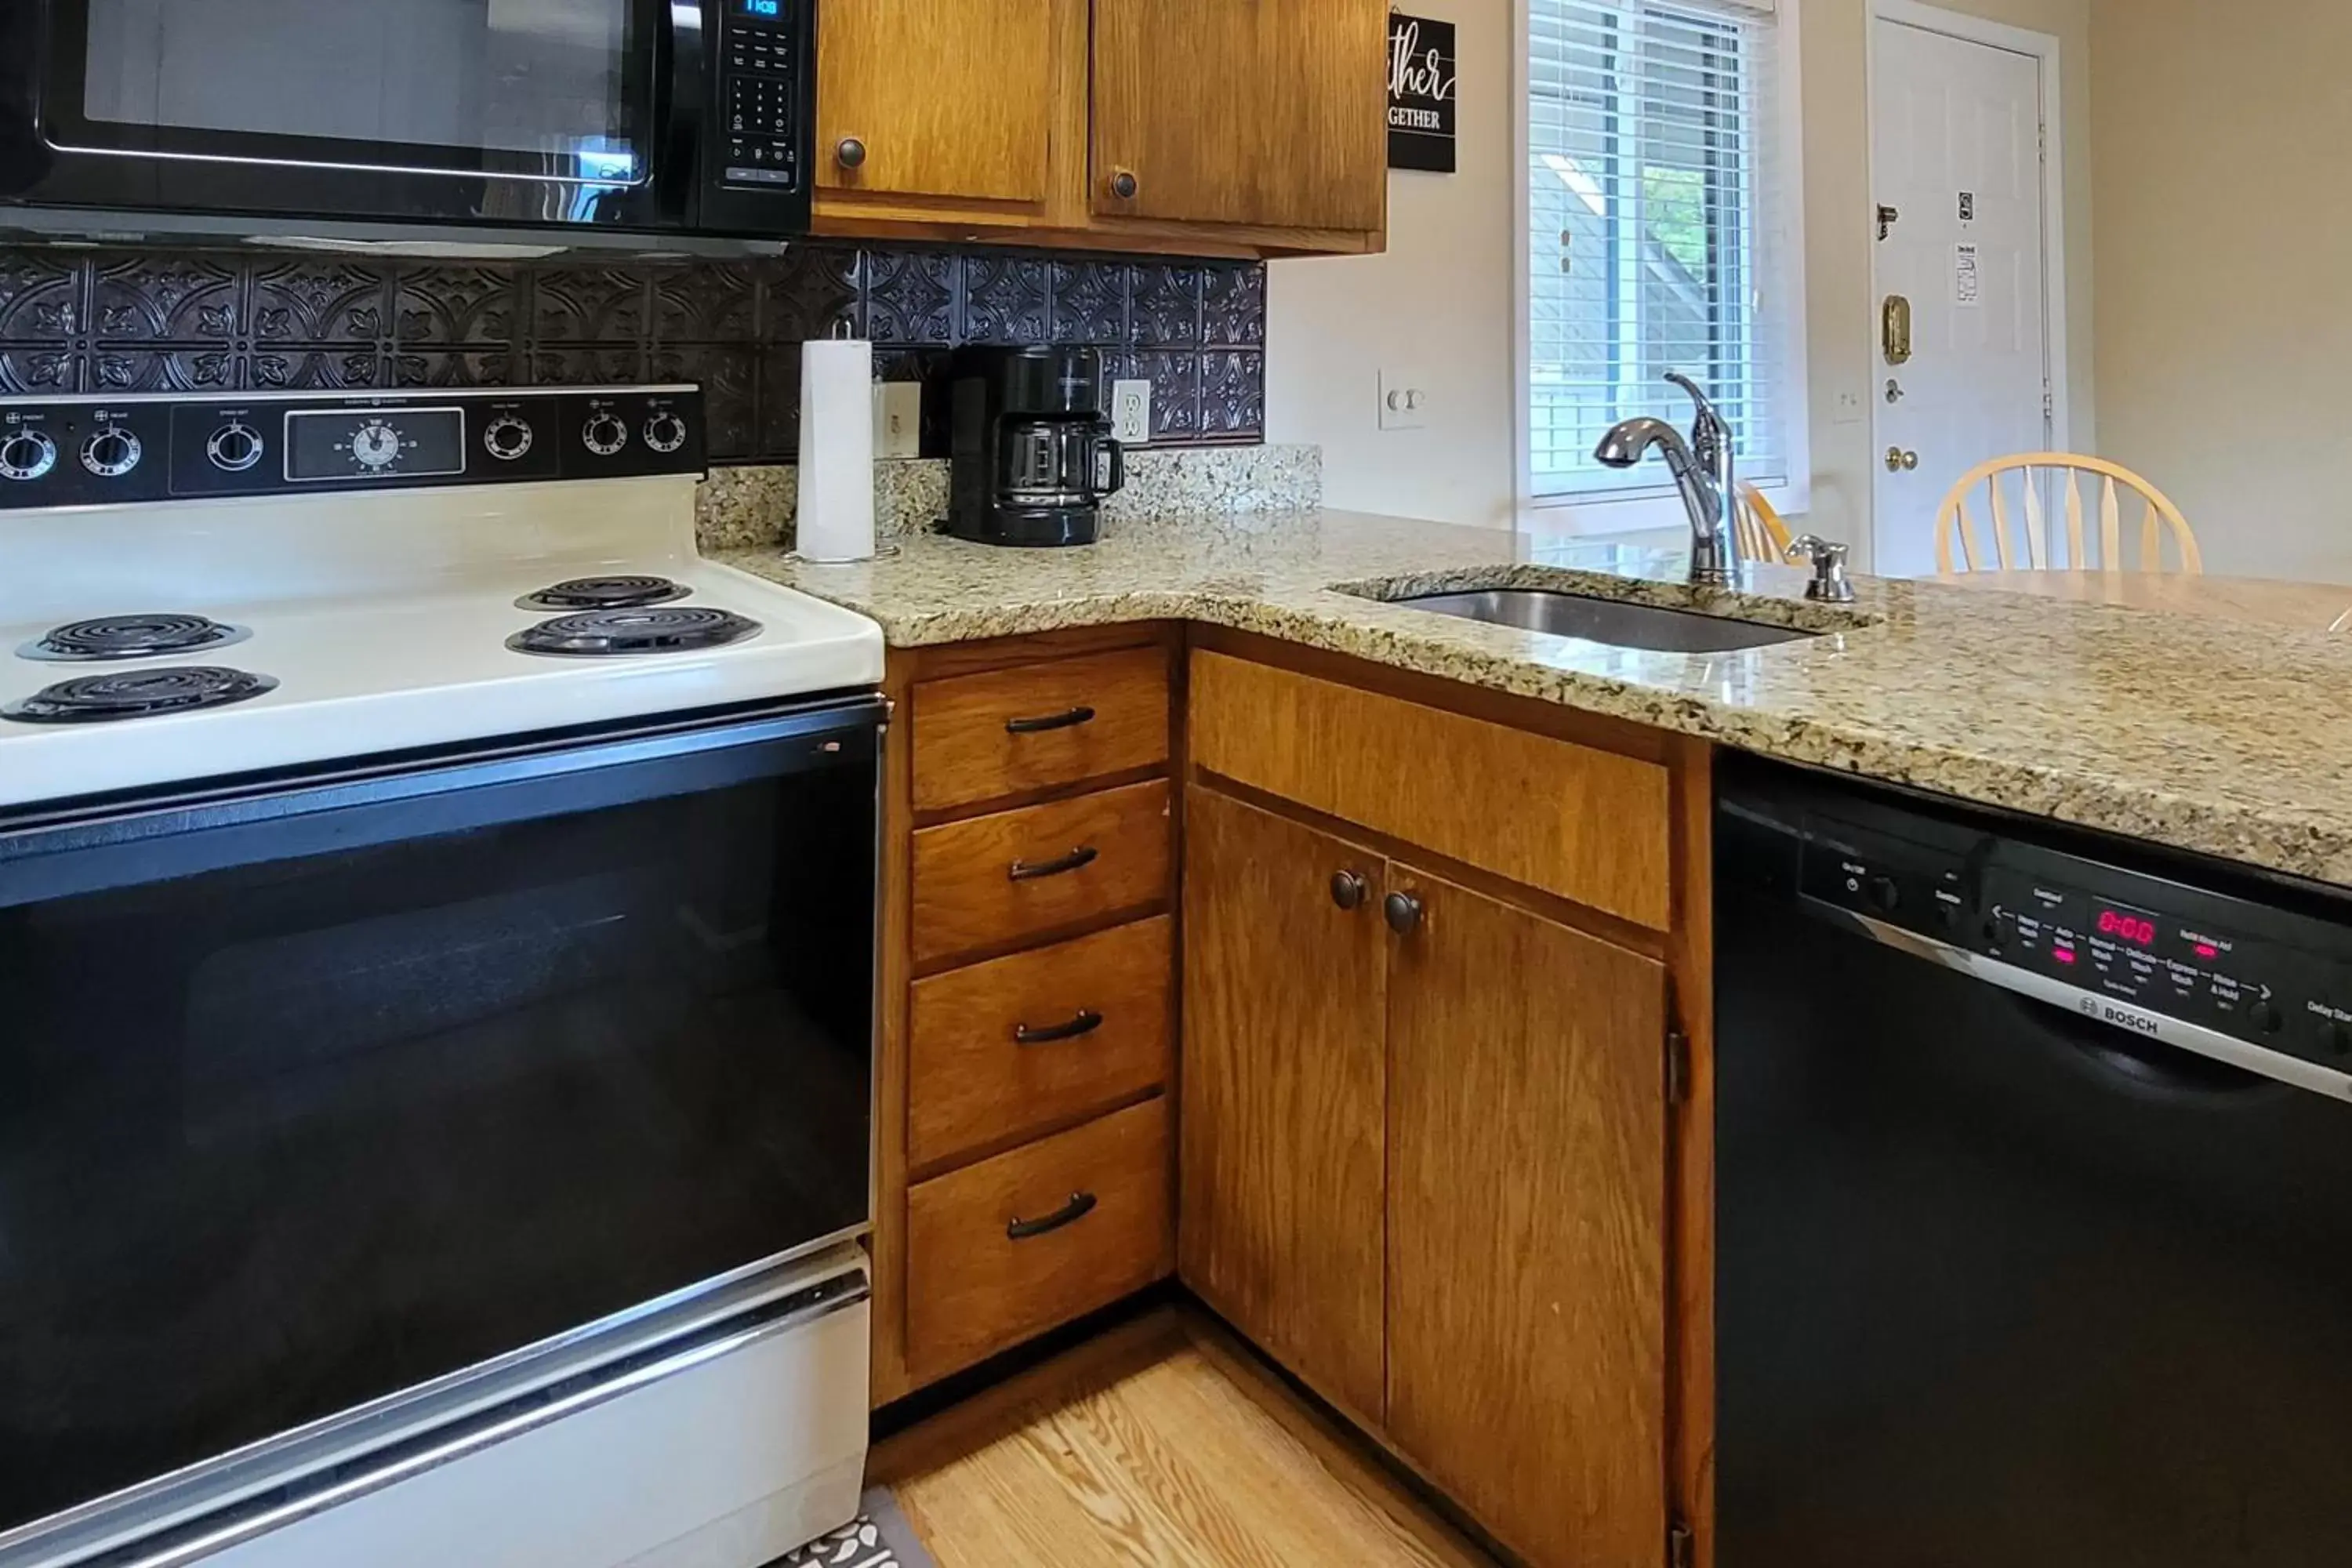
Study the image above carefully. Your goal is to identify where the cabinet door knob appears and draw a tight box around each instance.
[1330,870,1369,911]
[1383,891,1424,936]
[837,137,868,170]
[1109,169,1139,200]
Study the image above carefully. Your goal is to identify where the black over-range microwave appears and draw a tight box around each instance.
[0,0,817,248]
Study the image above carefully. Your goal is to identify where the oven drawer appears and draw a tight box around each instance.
[912,647,1171,814]
[910,779,1172,967]
[909,916,1174,1171]
[906,1098,1172,1381]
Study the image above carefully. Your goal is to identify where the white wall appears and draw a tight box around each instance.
[1265,0,1518,528]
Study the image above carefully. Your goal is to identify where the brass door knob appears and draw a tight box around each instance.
[837,137,868,170]
[1886,447,1920,473]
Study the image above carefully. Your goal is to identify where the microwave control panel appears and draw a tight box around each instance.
[718,0,808,191]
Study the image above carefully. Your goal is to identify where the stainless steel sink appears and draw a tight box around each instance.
[1389,589,1816,652]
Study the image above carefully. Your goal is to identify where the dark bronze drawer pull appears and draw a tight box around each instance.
[1004,706,1097,735]
[1009,844,1098,881]
[1015,1009,1105,1047]
[1007,1191,1098,1241]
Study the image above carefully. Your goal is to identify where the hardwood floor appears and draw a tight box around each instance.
[870,1310,1495,1567]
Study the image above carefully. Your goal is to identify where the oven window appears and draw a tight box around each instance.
[0,736,874,1537]
[74,0,644,177]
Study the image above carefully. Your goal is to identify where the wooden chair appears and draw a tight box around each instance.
[1934,454,2201,575]
[1736,483,1794,565]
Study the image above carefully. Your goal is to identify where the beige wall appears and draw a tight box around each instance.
[1265,0,1518,528]
[2092,0,2352,581]
[1267,0,2094,567]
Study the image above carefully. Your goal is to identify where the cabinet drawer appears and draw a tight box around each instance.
[906,1098,1172,1381]
[911,778,1171,967]
[909,916,1174,1171]
[1189,652,1672,930]
[913,647,1171,814]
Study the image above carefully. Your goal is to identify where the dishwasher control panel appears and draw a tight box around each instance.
[1798,811,2352,1072]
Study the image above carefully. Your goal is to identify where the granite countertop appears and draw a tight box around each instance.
[714,509,2352,887]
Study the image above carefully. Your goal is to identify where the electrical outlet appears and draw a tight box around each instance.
[873,381,924,459]
[1379,368,1430,431]
[1833,388,1867,425]
[1111,379,1152,445]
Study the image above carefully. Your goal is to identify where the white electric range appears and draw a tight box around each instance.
[0,386,882,1568]
[0,384,878,806]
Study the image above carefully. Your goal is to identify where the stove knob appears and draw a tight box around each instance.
[207,421,264,473]
[80,424,143,477]
[583,412,630,457]
[483,415,535,462]
[644,411,689,455]
[0,428,58,481]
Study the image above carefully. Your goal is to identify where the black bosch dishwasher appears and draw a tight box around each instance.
[1716,754,2352,1567]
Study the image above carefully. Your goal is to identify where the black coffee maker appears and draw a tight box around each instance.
[943,346,1126,546]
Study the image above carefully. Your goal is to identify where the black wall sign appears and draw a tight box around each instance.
[1388,12,1457,174]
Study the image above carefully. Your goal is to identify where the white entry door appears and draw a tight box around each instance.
[1871,13,2052,576]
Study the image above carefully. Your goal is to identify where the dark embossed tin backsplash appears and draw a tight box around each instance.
[0,243,1267,463]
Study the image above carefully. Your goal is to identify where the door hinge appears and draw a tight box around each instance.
[1666,1025,1692,1106]
[1669,1514,1696,1568]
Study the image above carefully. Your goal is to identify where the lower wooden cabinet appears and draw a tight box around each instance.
[906,1097,1173,1383]
[1179,788,1388,1424]
[1385,869,1670,1568]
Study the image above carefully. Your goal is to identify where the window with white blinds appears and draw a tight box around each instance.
[1526,0,1797,505]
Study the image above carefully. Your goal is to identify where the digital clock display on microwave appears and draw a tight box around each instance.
[739,0,782,15]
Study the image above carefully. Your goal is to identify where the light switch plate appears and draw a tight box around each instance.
[873,381,923,459]
[1379,367,1430,430]
[1111,379,1152,445]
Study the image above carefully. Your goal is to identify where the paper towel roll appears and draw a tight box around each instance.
[797,338,876,562]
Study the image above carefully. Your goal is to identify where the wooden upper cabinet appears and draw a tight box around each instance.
[1179,787,1389,1425]
[1385,869,1671,1567]
[815,0,1058,206]
[1091,0,1388,234]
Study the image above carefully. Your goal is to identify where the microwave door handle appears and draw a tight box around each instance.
[656,0,706,199]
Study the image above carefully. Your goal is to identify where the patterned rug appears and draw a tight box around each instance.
[766,1489,937,1568]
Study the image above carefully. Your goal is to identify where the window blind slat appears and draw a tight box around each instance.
[1527,0,1791,502]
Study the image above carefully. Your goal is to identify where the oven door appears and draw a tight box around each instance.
[0,696,880,1544]
[1,0,683,234]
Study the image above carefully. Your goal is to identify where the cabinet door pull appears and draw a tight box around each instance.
[1007,1191,1098,1241]
[1330,870,1370,911]
[836,137,868,169]
[1014,1009,1105,1047]
[1009,845,1099,881]
[1109,169,1139,200]
[1004,705,1097,735]
[1384,891,1425,936]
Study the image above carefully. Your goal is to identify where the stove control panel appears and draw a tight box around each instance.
[1799,811,2352,1075]
[0,387,706,508]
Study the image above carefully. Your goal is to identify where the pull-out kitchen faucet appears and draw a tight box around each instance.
[1594,372,1741,586]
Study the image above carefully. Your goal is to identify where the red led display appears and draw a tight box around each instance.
[2096,908,2159,946]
